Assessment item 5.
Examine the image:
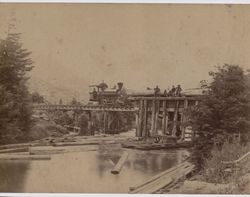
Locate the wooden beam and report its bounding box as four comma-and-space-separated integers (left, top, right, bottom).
143, 100, 148, 139
172, 100, 179, 137
181, 99, 189, 140
162, 100, 167, 134
154, 100, 160, 135
129, 96, 200, 101
137, 99, 144, 137
151, 100, 156, 135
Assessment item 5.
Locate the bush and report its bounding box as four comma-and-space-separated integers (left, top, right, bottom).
202, 141, 249, 184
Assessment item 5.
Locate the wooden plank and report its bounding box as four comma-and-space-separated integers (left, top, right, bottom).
0, 147, 28, 154
129, 161, 189, 191
29, 145, 98, 155
0, 143, 30, 150
111, 151, 129, 174
130, 162, 195, 193
53, 140, 116, 147
0, 154, 51, 160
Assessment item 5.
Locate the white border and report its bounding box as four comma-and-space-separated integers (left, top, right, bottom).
0, 1, 250, 197
0, 0, 250, 3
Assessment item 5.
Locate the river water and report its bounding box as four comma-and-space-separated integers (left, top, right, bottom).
0, 145, 188, 193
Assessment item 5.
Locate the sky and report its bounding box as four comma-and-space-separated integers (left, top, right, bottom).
0, 3, 250, 103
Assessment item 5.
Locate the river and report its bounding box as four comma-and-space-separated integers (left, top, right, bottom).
0, 145, 188, 193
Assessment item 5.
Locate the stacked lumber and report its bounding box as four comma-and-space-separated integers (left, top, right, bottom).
129, 161, 195, 194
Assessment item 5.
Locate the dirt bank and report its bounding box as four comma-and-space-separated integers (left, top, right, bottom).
28, 119, 69, 141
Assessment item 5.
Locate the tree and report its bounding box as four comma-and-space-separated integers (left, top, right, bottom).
31, 92, 44, 103
0, 33, 33, 144
188, 64, 250, 169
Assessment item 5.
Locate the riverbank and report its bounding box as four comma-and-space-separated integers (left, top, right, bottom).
160, 146, 250, 194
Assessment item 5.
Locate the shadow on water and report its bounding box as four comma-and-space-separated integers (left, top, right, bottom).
0, 161, 30, 192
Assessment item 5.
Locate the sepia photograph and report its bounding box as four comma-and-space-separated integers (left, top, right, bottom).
0, 2, 250, 194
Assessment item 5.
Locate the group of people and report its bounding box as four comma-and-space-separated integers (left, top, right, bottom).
154, 85, 182, 97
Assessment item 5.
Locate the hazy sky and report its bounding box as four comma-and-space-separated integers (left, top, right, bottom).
0, 4, 250, 102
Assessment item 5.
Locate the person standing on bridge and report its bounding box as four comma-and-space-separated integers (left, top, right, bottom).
170, 85, 176, 96
176, 85, 182, 97
154, 85, 160, 97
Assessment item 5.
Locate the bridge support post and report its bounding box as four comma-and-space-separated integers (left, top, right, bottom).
155, 100, 160, 135
136, 100, 144, 137
181, 99, 188, 140
103, 111, 108, 133
172, 100, 179, 137
142, 100, 148, 139
87, 111, 94, 135
162, 100, 167, 134
150, 100, 156, 136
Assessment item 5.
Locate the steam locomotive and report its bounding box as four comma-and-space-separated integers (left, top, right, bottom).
88, 82, 132, 107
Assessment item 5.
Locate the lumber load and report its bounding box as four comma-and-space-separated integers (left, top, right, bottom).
129, 161, 195, 194
0, 147, 29, 154
111, 151, 129, 174
0, 154, 51, 160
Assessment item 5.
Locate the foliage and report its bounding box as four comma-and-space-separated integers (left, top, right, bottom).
188, 64, 250, 169
50, 111, 74, 126
31, 91, 44, 103
0, 33, 33, 144
202, 141, 249, 184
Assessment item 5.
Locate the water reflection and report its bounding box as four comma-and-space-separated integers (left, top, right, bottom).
0, 147, 188, 193
0, 161, 30, 192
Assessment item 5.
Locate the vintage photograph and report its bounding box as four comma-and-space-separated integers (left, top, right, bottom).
0, 3, 250, 194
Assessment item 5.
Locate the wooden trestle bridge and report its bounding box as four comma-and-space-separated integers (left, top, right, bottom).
33, 96, 200, 140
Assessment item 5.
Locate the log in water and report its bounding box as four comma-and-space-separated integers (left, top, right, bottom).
111, 151, 129, 174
